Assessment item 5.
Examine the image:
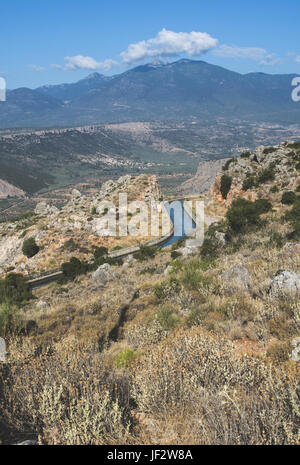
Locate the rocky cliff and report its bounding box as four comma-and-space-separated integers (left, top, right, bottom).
178, 158, 230, 196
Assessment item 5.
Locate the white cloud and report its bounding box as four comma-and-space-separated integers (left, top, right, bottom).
214, 45, 267, 61
260, 53, 283, 66
64, 55, 118, 71
120, 28, 218, 64
295, 56, 300, 63
52, 56, 119, 71
29, 64, 45, 72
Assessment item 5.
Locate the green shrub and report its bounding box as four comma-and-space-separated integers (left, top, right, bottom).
136, 245, 158, 262
220, 174, 232, 199
263, 147, 277, 155
200, 238, 218, 260
270, 185, 279, 193
222, 158, 235, 171
171, 250, 181, 260
93, 246, 108, 260
180, 267, 212, 291
284, 198, 300, 236
115, 348, 140, 368
61, 257, 88, 281
22, 237, 39, 258
63, 238, 79, 251
0, 302, 21, 337
254, 199, 272, 215
281, 191, 297, 205
242, 176, 256, 191
257, 168, 275, 184
226, 198, 271, 235
0, 273, 32, 305
156, 307, 179, 330
240, 151, 251, 158
153, 277, 180, 300
267, 232, 284, 249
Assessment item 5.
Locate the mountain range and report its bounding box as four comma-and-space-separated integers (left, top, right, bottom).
1, 59, 300, 128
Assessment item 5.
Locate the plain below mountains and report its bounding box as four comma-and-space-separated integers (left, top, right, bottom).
1, 59, 300, 128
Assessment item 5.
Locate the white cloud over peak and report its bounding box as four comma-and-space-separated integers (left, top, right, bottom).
64, 55, 118, 71
214, 45, 267, 61
120, 29, 218, 64
295, 56, 300, 63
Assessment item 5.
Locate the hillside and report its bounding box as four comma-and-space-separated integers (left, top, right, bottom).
1, 59, 300, 128
0, 179, 24, 198
0, 142, 299, 445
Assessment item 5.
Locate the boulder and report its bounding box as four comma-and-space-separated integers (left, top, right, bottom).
269, 271, 300, 298
181, 246, 199, 257
222, 263, 251, 288
215, 231, 226, 247
92, 263, 115, 285
291, 337, 300, 362
71, 189, 81, 198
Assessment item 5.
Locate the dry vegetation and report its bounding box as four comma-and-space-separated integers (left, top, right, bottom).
0, 143, 300, 445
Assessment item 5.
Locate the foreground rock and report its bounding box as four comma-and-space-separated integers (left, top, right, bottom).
269, 271, 300, 298
222, 263, 251, 288
92, 263, 116, 285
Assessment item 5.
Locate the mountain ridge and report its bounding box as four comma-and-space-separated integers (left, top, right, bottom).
0, 59, 300, 128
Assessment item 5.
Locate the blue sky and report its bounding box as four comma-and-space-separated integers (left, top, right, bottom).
1, 0, 300, 89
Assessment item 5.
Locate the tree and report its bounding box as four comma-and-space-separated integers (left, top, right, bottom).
220, 174, 232, 199
22, 237, 39, 258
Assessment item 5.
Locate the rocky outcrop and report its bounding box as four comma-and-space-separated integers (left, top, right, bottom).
269, 271, 300, 298
210, 142, 300, 206
178, 158, 230, 195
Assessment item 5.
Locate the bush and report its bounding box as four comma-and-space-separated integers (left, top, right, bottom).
115, 348, 140, 368
93, 246, 108, 260
254, 199, 272, 215
0, 302, 21, 337
281, 191, 297, 205
22, 238, 39, 258
270, 185, 279, 193
257, 168, 275, 184
222, 158, 235, 171
136, 245, 158, 262
242, 176, 256, 191
156, 307, 179, 330
0, 273, 32, 305
240, 151, 251, 158
220, 174, 232, 199
153, 277, 180, 300
200, 238, 218, 260
171, 250, 181, 260
226, 198, 271, 235
61, 257, 88, 281
296, 183, 300, 193
263, 147, 277, 154
63, 238, 79, 251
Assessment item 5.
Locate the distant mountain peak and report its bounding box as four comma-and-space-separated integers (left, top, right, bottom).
80, 72, 104, 81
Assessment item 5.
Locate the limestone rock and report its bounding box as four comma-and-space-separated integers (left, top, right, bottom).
291, 337, 300, 362
222, 263, 251, 288
269, 271, 300, 298
92, 263, 115, 285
